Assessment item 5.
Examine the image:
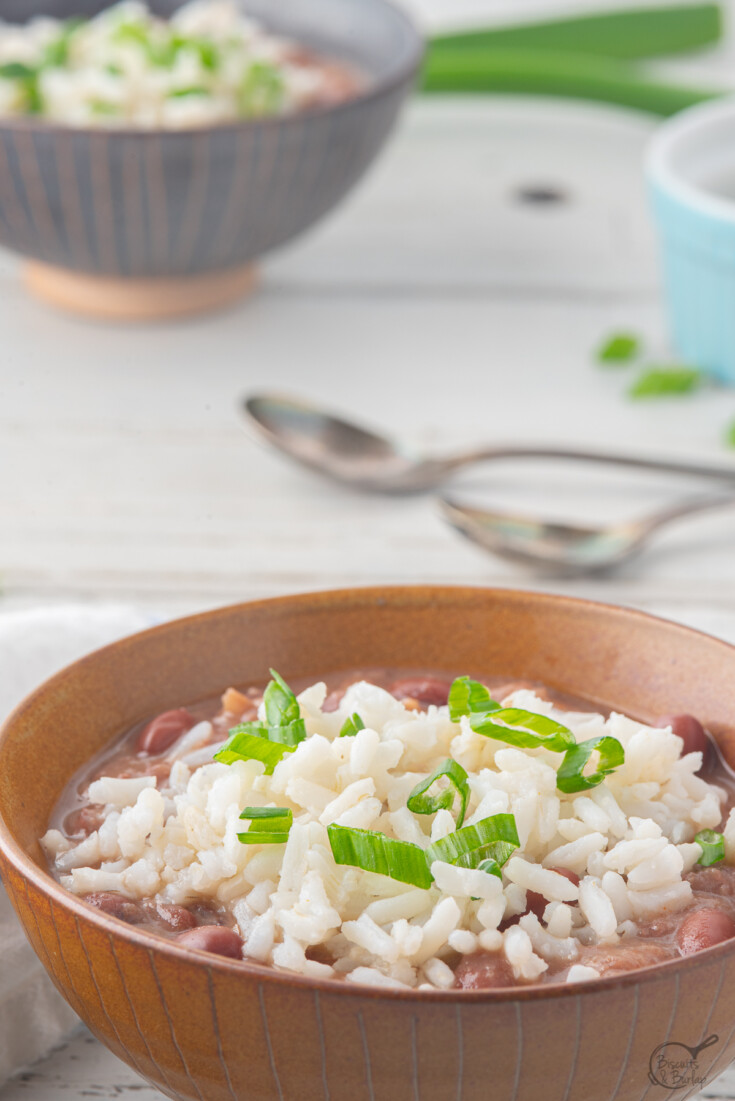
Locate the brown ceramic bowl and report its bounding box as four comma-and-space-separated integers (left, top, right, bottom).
1, 586, 735, 1101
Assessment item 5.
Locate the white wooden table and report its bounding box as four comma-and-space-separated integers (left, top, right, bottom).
5, 4, 735, 1095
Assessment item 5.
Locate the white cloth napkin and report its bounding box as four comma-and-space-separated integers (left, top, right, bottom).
0, 604, 158, 1085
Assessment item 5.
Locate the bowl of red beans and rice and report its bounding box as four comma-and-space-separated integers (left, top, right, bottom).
2, 585, 735, 1101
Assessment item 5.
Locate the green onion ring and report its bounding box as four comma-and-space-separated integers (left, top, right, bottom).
407, 758, 470, 828
555, 735, 624, 793
695, 829, 726, 867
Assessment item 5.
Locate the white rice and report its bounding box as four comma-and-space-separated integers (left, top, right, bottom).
42, 681, 732, 990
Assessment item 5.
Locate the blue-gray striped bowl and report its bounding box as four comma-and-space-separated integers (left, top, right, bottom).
0, 0, 422, 316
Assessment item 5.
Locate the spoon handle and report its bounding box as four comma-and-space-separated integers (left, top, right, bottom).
639, 492, 735, 535
446, 445, 735, 484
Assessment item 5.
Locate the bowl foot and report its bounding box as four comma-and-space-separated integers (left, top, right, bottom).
24, 262, 257, 321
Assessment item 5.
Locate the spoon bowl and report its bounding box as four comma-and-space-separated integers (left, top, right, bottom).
439, 493, 735, 575
243, 392, 735, 493
244, 394, 445, 492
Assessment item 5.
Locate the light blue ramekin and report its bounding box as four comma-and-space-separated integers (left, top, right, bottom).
647, 97, 735, 385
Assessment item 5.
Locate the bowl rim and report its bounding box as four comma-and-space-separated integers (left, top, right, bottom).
0, 0, 424, 138
645, 93, 735, 225
2, 582, 735, 1004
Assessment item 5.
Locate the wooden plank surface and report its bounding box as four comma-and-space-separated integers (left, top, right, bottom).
2, 96, 735, 619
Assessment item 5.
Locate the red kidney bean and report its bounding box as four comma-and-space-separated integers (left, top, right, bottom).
175, 926, 243, 959
526, 868, 580, 920
524, 893, 547, 921
455, 953, 515, 990
138, 709, 195, 755
677, 908, 735, 955
84, 892, 145, 924
656, 714, 710, 766
322, 689, 345, 713
148, 902, 197, 932
389, 677, 453, 708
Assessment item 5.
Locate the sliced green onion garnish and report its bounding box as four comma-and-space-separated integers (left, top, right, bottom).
0, 62, 36, 81
41, 18, 82, 68
215, 670, 306, 768
725, 419, 735, 450
555, 735, 624, 793
695, 829, 726, 866
327, 824, 433, 889
214, 728, 295, 774
476, 856, 505, 879
448, 676, 499, 721
237, 60, 284, 118
407, 758, 470, 828
0, 60, 42, 111
339, 713, 365, 738
628, 366, 702, 398
471, 708, 576, 753
597, 332, 639, 364
263, 669, 306, 745
191, 38, 219, 71
90, 100, 118, 115
426, 813, 520, 870
168, 86, 208, 98
238, 806, 293, 845
113, 22, 151, 50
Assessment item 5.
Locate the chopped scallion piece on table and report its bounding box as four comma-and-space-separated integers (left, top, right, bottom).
598, 332, 640, 364
628, 366, 703, 398
724, 420, 735, 449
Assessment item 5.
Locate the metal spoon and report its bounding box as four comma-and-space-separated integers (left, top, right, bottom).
244, 393, 735, 494
438, 493, 735, 575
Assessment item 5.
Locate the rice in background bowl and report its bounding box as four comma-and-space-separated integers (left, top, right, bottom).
3, 587, 735, 1101
0, 0, 363, 127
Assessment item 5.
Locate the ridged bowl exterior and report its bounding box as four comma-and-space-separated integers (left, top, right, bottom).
3, 586, 735, 1101
0, 0, 422, 276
